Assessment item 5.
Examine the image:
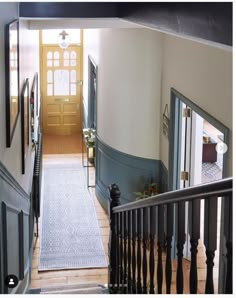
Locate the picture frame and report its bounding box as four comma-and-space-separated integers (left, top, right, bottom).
5, 19, 19, 147
30, 73, 38, 142
21, 79, 29, 175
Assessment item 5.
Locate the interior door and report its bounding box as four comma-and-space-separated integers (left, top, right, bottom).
42, 46, 82, 135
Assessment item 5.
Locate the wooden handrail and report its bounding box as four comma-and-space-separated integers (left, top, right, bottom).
113, 177, 232, 213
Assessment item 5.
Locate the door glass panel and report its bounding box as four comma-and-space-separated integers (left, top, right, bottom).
54, 70, 69, 96
70, 70, 76, 82
47, 60, 52, 67
47, 51, 52, 59
47, 70, 53, 83
71, 83, 76, 95
71, 60, 76, 66
54, 51, 60, 59
71, 51, 76, 59
47, 84, 53, 96
64, 51, 69, 59
54, 60, 59, 67
64, 60, 69, 67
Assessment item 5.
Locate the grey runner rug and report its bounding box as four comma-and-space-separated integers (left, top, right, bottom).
39, 157, 107, 271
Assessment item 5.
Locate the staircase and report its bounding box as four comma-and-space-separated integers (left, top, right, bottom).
107, 178, 232, 294
27, 283, 108, 294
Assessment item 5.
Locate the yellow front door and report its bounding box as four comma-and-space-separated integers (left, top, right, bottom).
41, 46, 82, 135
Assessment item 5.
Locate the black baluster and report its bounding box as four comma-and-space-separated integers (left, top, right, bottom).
132, 209, 137, 293
204, 196, 218, 294
176, 201, 186, 294
157, 205, 164, 294
108, 184, 121, 293
142, 208, 148, 294
224, 194, 232, 294
119, 212, 124, 292
188, 199, 200, 294
165, 204, 173, 294
137, 209, 142, 293
123, 211, 128, 293
116, 213, 120, 293
127, 211, 132, 293
149, 206, 155, 294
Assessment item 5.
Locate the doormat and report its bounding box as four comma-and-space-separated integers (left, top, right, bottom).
38, 157, 107, 271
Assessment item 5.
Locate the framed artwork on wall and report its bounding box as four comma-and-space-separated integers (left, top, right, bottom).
5, 19, 19, 147
30, 73, 38, 142
21, 79, 29, 175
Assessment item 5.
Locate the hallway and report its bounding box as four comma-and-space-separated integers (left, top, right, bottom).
30, 153, 109, 289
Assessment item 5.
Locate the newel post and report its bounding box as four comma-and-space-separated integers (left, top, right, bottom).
108, 184, 121, 293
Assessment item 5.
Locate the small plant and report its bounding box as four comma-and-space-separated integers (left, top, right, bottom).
83, 128, 96, 146
134, 182, 159, 200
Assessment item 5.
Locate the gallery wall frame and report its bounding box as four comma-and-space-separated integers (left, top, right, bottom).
5, 19, 20, 148
21, 79, 29, 175
30, 73, 38, 142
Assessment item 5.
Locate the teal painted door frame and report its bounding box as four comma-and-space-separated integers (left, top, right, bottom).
168, 88, 230, 293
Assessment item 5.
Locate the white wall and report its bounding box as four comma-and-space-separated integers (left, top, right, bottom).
83, 27, 232, 174
160, 34, 232, 175
0, 3, 39, 193
83, 28, 163, 160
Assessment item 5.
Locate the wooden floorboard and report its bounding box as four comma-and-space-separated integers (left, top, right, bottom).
42, 133, 82, 154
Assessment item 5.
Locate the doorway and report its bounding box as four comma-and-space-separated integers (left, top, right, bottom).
40, 29, 83, 154
168, 88, 230, 291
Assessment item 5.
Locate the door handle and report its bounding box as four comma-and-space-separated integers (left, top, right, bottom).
55, 98, 69, 102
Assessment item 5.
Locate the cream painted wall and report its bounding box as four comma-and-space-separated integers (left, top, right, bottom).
0, 3, 39, 193
160, 35, 232, 175
96, 28, 163, 159
83, 28, 232, 173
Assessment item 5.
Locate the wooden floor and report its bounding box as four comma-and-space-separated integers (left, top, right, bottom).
42, 133, 82, 154
30, 154, 109, 289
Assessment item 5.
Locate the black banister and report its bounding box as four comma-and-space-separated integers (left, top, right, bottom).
113, 178, 232, 213
108, 178, 233, 294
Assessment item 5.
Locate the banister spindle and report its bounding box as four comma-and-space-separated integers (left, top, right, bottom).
142, 207, 148, 294
136, 209, 142, 293
116, 213, 120, 292
176, 201, 186, 294
188, 199, 200, 294
132, 209, 137, 293
108, 184, 121, 293
119, 212, 124, 292
204, 196, 218, 294
157, 205, 164, 294
165, 203, 173, 294
149, 206, 156, 294
127, 211, 132, 293
123, 211, 128, 293
224, 194, 232, 294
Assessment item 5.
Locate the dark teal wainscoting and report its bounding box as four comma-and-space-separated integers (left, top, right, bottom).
95, 137, 168, 211
0, 162, 33, 294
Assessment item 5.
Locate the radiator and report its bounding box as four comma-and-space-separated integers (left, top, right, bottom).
33, 132, 42, 219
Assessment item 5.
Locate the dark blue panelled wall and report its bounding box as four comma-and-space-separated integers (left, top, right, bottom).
95, 137, 168, 211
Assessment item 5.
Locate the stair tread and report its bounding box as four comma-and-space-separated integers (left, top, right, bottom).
41, 286, 107, 294
40, 282, 100, 292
